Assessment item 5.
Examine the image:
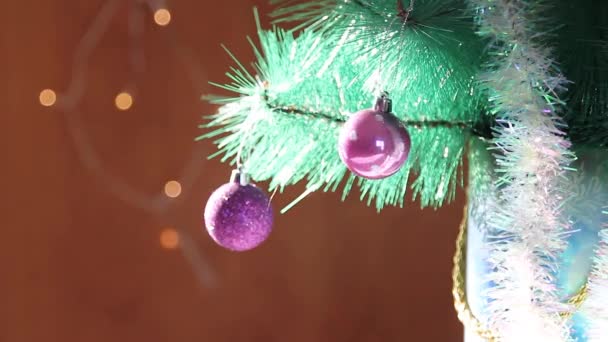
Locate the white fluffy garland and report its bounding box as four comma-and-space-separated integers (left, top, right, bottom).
581, 228, 608, 341
468, 0, 575, 340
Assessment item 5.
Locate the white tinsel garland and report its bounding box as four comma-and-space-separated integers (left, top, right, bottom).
581, 228, 608, 341
469, 0, 575, 340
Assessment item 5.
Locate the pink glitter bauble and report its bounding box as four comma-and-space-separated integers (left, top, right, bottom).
338, 109, 411, 179
204, 181, 273, 252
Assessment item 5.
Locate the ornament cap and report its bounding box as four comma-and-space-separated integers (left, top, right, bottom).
374, 91, 392, 113
230, 168, 250, 186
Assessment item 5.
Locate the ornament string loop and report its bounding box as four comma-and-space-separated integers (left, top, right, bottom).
372, 0, 414, 95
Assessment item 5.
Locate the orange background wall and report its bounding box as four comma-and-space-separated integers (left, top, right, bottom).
2, 1, 465, 341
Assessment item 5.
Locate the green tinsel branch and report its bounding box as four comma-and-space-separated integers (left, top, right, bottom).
200, 3, 486, 210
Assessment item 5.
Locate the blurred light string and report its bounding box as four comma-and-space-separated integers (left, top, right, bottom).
54, 0, 216, 288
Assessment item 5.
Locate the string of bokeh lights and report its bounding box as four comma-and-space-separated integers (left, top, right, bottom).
39, 0, 216, 287
39, 5, 171, 109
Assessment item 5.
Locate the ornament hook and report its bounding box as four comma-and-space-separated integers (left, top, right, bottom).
374, 91, 392, 113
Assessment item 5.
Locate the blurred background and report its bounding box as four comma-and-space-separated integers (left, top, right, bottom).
2, 0, 466, 341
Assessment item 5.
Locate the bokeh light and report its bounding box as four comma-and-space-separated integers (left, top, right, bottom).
164, 180, 182, 198
160, 227, 179, 249
39, 89, 57, 107
154, 9, 171, 26
114, 92, 133, 110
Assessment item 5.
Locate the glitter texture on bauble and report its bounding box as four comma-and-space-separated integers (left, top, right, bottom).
204, 171, 273, 252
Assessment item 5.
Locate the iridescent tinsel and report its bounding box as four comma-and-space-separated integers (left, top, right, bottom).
580, 228, 608, 341
468, 0, 575, 340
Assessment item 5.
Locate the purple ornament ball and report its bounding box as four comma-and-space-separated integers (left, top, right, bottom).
338, 109, 411, 179
204, 181, 273, 252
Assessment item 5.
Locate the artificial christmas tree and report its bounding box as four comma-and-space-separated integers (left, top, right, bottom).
200, 1, 608, 340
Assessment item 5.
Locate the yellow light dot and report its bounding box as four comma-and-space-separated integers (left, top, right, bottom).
164, 180, 182, 198
154, 8, 171, 26
115, 92, 133, 111
160, 228, 180, 249
39, 89, 57, 107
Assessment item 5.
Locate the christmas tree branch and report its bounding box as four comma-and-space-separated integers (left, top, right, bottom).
264, 98, 492, 136
201, 5, 484, 210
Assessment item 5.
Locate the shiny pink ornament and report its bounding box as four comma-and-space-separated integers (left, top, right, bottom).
338, 95, 411, 179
